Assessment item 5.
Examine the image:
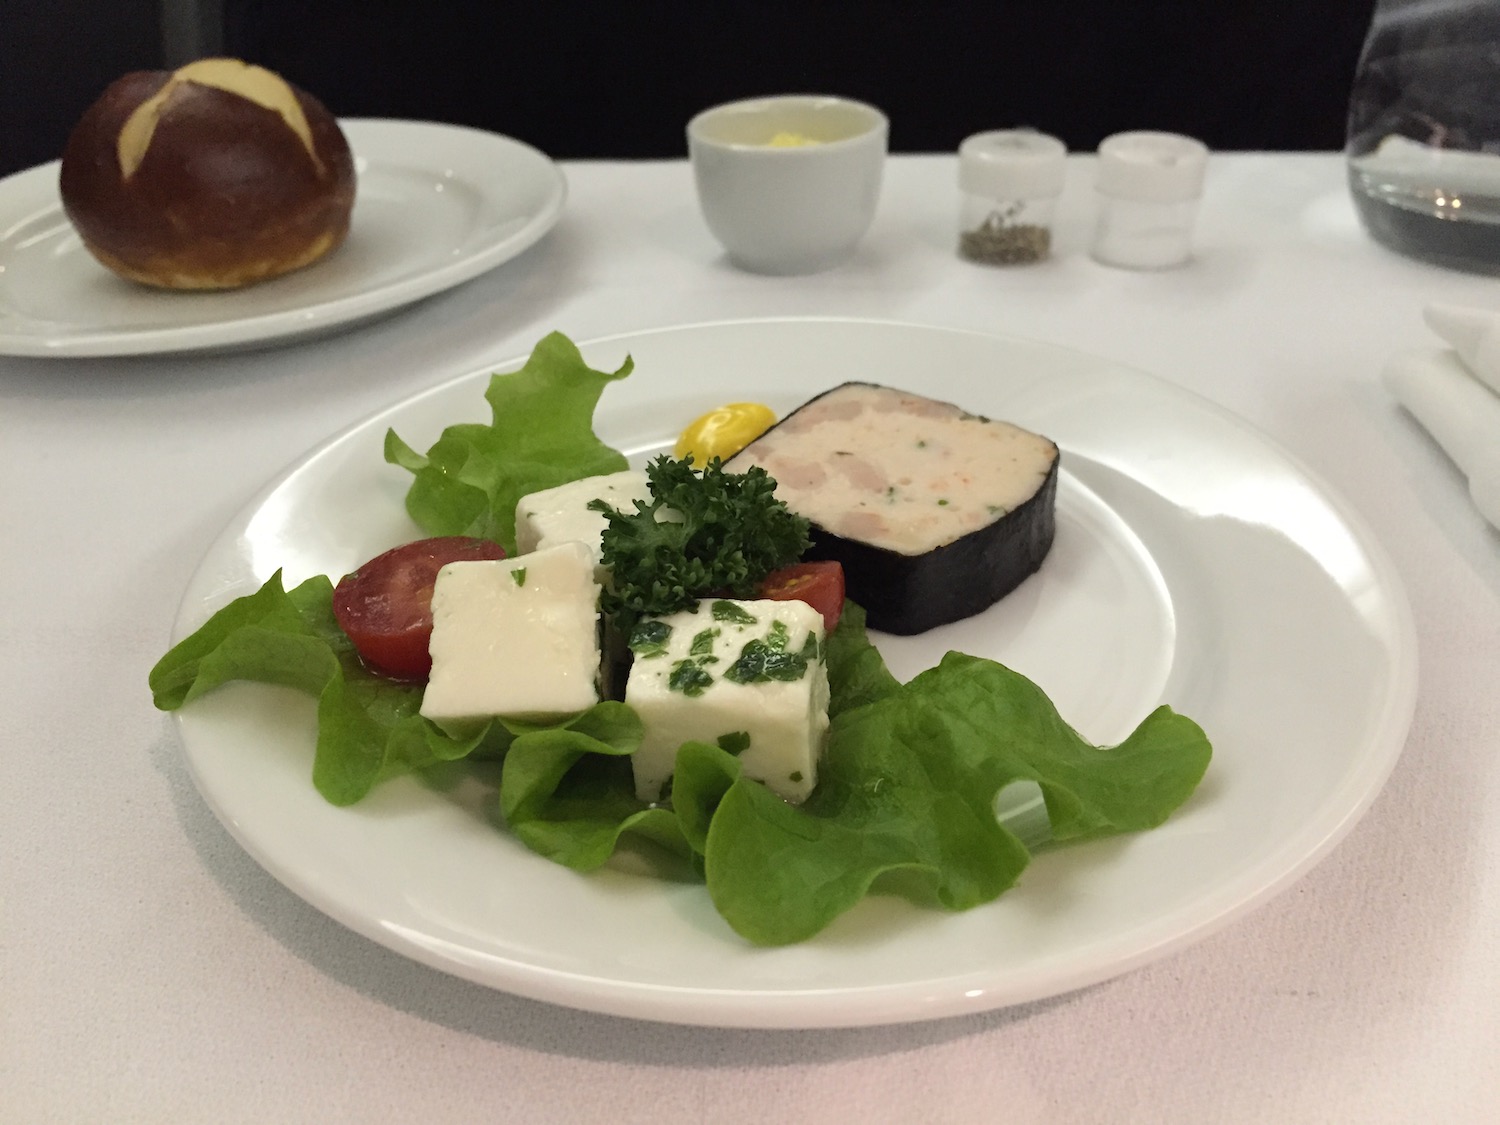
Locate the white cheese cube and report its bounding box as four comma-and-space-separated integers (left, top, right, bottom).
626, 598, 829, 805
514, 470, 652, 579
420, 541, 601, 726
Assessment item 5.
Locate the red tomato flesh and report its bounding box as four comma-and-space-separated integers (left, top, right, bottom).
757, 561, 845, 634
332, 536, 506, 681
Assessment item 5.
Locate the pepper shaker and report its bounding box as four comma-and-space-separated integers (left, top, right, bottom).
1090, 131, 1209, 269
957, 129, 1067, 265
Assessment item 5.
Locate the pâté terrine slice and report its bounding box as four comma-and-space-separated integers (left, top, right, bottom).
724, 382, 1059, 634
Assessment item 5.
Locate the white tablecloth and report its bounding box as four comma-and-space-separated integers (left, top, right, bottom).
5, 152, 1499, 1123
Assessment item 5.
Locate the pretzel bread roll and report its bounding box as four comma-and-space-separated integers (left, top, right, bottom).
59, 59, 356, 289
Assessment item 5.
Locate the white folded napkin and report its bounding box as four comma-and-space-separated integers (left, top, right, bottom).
1423, 303, 1500, 394
1383, 309, 1500, 530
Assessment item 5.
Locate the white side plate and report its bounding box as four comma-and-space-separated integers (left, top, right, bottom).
0, 119, 565, 357
169, 319, 1418, 1028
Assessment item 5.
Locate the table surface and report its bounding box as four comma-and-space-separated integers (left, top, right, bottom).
5, 150, 1498, 1123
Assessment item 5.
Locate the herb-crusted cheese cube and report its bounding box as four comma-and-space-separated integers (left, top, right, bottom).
419, 541, 601, 726
626, 598, 830, 805
513, 470, 652, 580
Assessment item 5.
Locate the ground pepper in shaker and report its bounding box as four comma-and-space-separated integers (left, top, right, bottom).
957, 129, 1067, 265
1091, 131, 1209, 269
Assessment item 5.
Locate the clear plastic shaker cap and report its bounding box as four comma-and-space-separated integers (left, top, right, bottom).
958, 129, 1067, 199
1095, 131, 1209, 203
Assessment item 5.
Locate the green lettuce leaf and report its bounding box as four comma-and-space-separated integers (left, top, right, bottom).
384, 331, 633, 553
889, 656, 1212, 845
667, 603, 1029, 945
689, 737, 1033, 945
822, 600, 901, 717
152, 576, 1211, 946
148, 571, 346, 709
675, 609, 1210, 945
492, 602, 1211, 946
149, 572, 502, 805
498, 702, 690, 868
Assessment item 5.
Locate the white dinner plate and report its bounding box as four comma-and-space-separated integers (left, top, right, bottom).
0, 119, 565, 357
169, 318, 1418, 1028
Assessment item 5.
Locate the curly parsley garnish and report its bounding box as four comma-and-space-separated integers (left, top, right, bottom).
590, 456, 810, 634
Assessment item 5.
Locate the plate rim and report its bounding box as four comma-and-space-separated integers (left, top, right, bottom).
0, 118, 567, 358
169, 316, 1420, 1028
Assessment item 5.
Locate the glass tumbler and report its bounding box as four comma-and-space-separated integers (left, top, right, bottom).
1347, 0, 1500, 272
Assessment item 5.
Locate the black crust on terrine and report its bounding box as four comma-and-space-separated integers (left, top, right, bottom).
807, 459, 1057, 634
726, 381, 1060, 636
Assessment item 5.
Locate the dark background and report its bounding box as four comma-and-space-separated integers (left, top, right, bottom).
4, 1, 1377, 179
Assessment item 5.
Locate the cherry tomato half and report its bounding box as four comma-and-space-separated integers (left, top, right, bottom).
757, 561, 845, 635
332, 536, 506, 681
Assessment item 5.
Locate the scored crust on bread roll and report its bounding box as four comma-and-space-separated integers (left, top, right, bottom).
59, 58, 356, 290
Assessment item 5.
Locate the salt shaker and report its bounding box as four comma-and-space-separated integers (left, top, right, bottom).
1090, 131, 1209, 269
957, 129, 1067, 265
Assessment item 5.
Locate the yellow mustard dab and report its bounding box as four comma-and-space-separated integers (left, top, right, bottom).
675, 402, 777, 465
